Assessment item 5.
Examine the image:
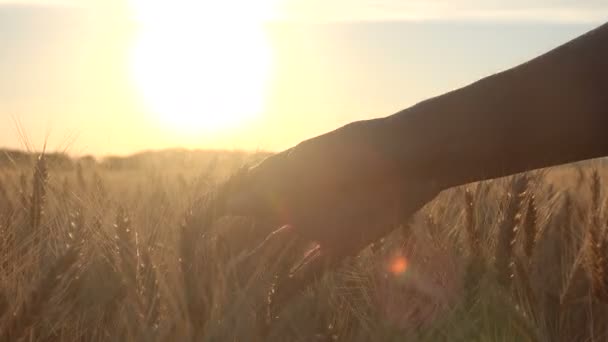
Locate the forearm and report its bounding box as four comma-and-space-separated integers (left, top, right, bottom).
381, 22, 608, 189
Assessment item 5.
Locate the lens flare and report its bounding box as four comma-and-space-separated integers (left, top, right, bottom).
389, 256, 408, 275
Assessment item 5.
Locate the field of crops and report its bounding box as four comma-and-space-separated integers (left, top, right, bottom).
0, 150, 607, 341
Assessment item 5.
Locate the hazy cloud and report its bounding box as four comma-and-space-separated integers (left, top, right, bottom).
280, 0, 608, 23
2, 0, 606, 23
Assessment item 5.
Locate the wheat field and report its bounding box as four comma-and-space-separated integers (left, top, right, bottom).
0, 149, 607, 341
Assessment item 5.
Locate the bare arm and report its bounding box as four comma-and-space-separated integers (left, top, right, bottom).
292, 22, 608, 192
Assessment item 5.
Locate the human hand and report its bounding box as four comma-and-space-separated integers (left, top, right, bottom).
223, 119, 441, 258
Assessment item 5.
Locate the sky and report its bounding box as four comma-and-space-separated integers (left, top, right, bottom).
0, 0, 605, 156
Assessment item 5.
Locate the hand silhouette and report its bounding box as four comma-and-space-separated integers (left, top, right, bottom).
224, 119, 442, 259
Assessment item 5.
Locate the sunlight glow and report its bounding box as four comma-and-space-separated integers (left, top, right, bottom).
128, 0, 277, 135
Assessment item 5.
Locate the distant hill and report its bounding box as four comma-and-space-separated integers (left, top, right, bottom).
0, 149, 75, 170
100, 149, 265, 172
0, 148, 270, 171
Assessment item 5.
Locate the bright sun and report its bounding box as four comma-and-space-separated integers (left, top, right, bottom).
129, 0, 276, 135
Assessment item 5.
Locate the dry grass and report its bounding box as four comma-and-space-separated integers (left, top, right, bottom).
0, 151, 607, 341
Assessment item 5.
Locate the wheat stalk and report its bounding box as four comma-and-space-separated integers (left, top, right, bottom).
179, 200, 213, 339
464, 187, 480, 255
114, 206, 137, 286
29, 154, 47, 235
522, 193, 538, 260
495, 176, 528, 288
